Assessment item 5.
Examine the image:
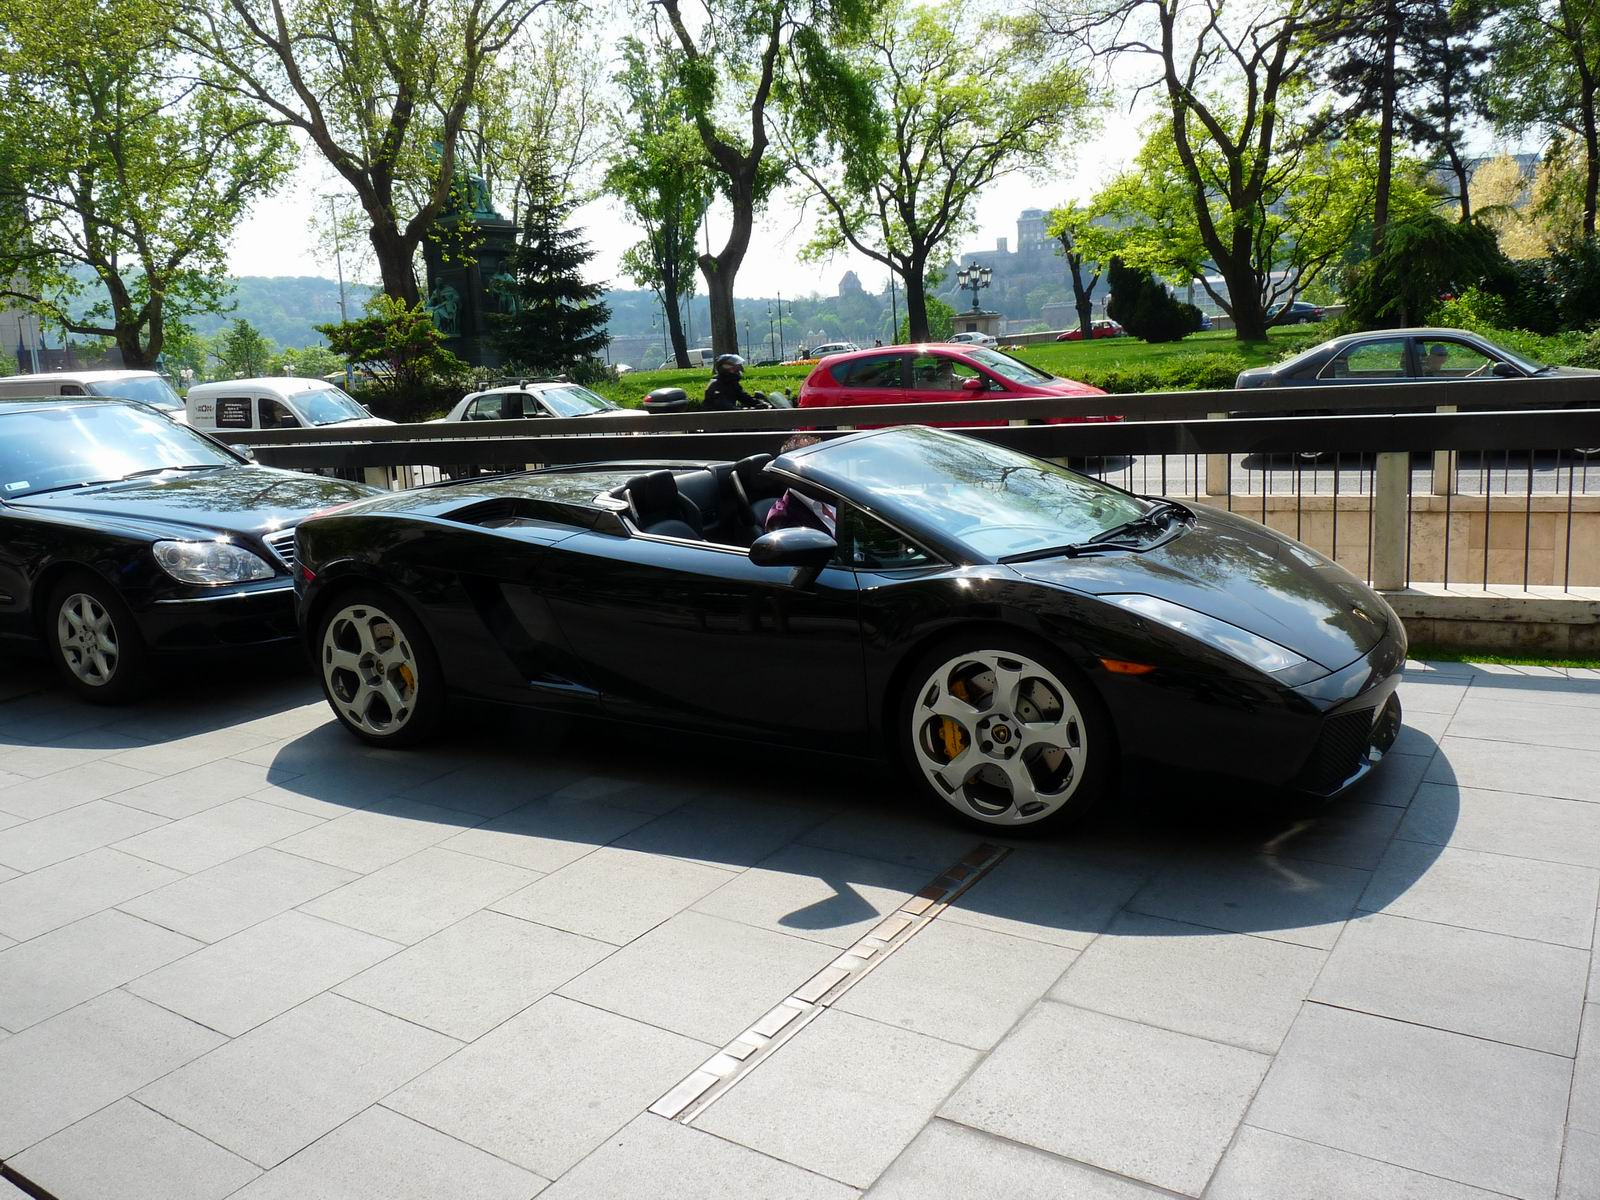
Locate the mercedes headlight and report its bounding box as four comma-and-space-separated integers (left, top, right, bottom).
1105, 594, 1306, 674
152, 539, 275, 586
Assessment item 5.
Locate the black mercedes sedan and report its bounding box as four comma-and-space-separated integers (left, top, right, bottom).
295, 426, 1405, 832
0, 396, 377, 702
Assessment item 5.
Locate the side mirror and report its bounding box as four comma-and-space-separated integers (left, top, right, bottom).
749, 526, 837, 588
229, 444, 257, 461
960, 376, 985, 392
1492, 361, 1520, 378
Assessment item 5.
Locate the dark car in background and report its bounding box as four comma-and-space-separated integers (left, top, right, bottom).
1272, 301, 1325, 325
1236, 327, 1595, 392
0, 396, 376, 702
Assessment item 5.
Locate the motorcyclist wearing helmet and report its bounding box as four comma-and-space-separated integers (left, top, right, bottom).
704, 353, 763, 411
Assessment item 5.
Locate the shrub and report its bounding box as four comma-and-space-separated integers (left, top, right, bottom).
318, 296, 469, 423
1105, 258, 1202, 343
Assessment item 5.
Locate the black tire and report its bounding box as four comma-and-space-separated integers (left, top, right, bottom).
45, 569, 151, 704
897, 632, 1115, 834
314, 587, 446, 747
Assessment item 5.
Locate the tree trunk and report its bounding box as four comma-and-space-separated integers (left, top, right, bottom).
1448, 144, 1471, 221
665, 294, 690, 368
903, 267, 930, 342
369, 217, 420, 307
1069, 255, 1095, 338
700, 259, 738, 357
700, 170, 756, 356
1223, 263, 1269, 340
115, 325, 152, 369
1373, 0, 1398, 245
1585, 86, 1599, 237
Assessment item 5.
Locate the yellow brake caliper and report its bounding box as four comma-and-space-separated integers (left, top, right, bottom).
939, 679, 970, 759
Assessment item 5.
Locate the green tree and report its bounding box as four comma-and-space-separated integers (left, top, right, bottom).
604, 39, 714, 370
785, 0, 1091, 342
492, 166, 611, 376
318, 296, 467, 420
1343, 213, 1508, 326
1105, 258, 1201, 342
0, 0, 291, 368
896, 296, 954, 342
270, 345, 344, 379
215, 319, 273, 378
175, 0, 552, 305
1046, 203, 1112, 339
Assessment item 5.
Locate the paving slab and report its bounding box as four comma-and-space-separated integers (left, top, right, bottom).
1048, 911, 1326, 1055
798, 806, 988, 873
116, 847, 357, 943
939, 846, 1148, 950
1346, 749, 1431, 807
0, 909, 201, 1031
385, 994, 708, 1179
696, 1008, 979, 1188
397, 756, 591, 817
1427, 736, 1600, 804
1399, 782, 1600, 868
0, 798, 169, 871
107, 727, 277, 776
558, 910, 835, 1045
227, 1105, 547, 1200
541, 1114, 856, 1200
0, 847, 183, 941
1391, 706, 1450, 757
1361, 842, 1599, 948
1247, 798, 1406, 872
1247, 1003, 1570, 1198
610, 792, 830, 871
271, 797, 483, 874
110, 759, 301, 819
335, 909, 611, 1041
0, 759, 161, 819
941, 1001, 1270, 1196
1574, 1004, 1600, 1134
866, 1119, 1174, 1199
7, 1099, 260, 1200
490, 845, 735, 945
0, 731, 149, 779
1394, 678, 1470, 715
1311, 912, 1589, 1055
299, 846, 537, 944
437, 795, 657, 874
126, 910, 401, 1037
1562, 1129, 1600, 1200
112, 796, 323, 874
136, 992, 459, 1169
1209, 1127, 1508, 1199
0, 989, 224, 1157
1449, 695, 1600, 752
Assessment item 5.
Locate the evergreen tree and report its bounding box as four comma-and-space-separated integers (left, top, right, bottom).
1104, 259, 1200, 343
493, 168, 611, 376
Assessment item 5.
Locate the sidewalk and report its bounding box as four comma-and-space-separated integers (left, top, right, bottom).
0, 656, 1594, 1199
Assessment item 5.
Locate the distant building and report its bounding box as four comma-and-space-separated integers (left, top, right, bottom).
838, 270, 865, 296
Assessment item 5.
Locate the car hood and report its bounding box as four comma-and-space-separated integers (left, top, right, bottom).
1543, 365, 1600, 379
12, 468, 378, 538
1009, 506, 1393, 670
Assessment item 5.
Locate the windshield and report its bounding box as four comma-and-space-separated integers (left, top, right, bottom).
0, 404, 237, 497
288, 385, 371, 426
965, 348, 1053, 386
1476, 335, 1544, 375
539, 385, 617, 417
786, 426, 1148, 559
86, 376, 183, 412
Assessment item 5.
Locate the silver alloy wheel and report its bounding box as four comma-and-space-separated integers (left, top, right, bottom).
911, 649, 1087, 825
55, 592, 120, 687
320, 602, 421, 736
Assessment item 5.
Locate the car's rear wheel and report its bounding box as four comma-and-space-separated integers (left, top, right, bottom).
46, 570, 150, 704
316, 589, 444, 747
900, 635, 1113, 832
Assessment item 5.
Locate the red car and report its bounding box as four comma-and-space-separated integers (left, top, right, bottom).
1055, 319, 1125, 342
796, 343, 1117, 427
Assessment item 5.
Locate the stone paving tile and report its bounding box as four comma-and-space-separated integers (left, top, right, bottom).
1208, 1127, 1507, 1199
940, 846, 1149, 950
0, 800, 21, 831
227, 1105, 547, 1200
300, 847, 538, 945
8, 1099, 261, 1200
108, 727, 278, 776
385, 994, 708, 1179
543, 772, 701, 816
1399, 782, 1600, 869
438, 795, 658, 874
126, 911, 401, 1037
0, 990, 224, 1157
1361, 842, 1600, 948
1048, 911, 1327, 1055
1563, 1129, 1600, 1200
1449, 696, 1600, 752
610, 793, 830, 871
1391, 707, 1450, 758
1574, 1004, 1600, 1134
1427, 736, 1600, 804
0, 847, 183, 941
1347, 750, 1431, 808
1463, 675, 1600, 707
117, 847, 357, 944
110, 759, 302, 820
0, 759, 160, 819
0, 731, 149, 779
397, 756, 592, 817
866, 1119, 1171, 1199
1126, 851, 1370, 950
1255, 799, 1405, 872
272, 797, 483, 874
489, 846, 735, 946
836, 920, 1078, 1050
942, 1001, 1270, 1196
1311, 912, 1589, 1055
1247, 1004, 1570, 1198
112, 797, 323, 874
559, 910, 835, 1046
0, 909, 202, 1031
0, 799, 168, 872
335, 910, 610, 1041
136, 992, 459, 1169
1393, 679, 1470, 715
698, 1008, 980, 1189
798, 806, 988, 873
543, 1114, 856, 1200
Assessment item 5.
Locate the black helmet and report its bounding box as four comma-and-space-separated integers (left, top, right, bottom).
714, 353, 745, 375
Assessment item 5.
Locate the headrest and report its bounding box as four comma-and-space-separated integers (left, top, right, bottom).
625, 470, 679, 512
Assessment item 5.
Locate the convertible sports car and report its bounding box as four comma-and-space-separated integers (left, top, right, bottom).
0, 395, 376, 702
295, 426, 1405, 830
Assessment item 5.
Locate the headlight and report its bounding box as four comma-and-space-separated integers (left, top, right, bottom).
1105, 594, 1306, 674
152, 539, 276, 586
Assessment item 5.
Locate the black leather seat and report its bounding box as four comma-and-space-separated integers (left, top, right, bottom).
623, 470, 703, 539
732, 454, 783, 528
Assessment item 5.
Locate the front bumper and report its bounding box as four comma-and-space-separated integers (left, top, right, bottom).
1285, 621, 1407, 796
135, 580, 299, 652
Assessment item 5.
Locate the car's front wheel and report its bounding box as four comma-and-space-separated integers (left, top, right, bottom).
316, 589, 444, 747
900, 636, 1113, 832
46, 570, 150, 704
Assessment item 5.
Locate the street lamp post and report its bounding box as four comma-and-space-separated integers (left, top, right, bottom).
322, 194, 353, 389
744, 319, 752, 361
766, 302, 776, 362
955, 263, 993, 313
775, 291, 786, 361
889, 275, 899, 343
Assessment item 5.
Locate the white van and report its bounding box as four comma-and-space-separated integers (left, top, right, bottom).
186, 377, 393, 432
0, 370, 188, 423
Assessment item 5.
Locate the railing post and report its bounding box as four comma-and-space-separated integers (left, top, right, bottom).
1371, 450, 1409, 589
361, 467, 388, 489
1432, 404, 1457, 495
1205, 412, 1229, 496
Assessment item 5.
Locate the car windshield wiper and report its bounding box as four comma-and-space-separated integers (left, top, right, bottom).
119, 464, 230, 479
999, 539, 1146, 563
1086, 500, 1190, 546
